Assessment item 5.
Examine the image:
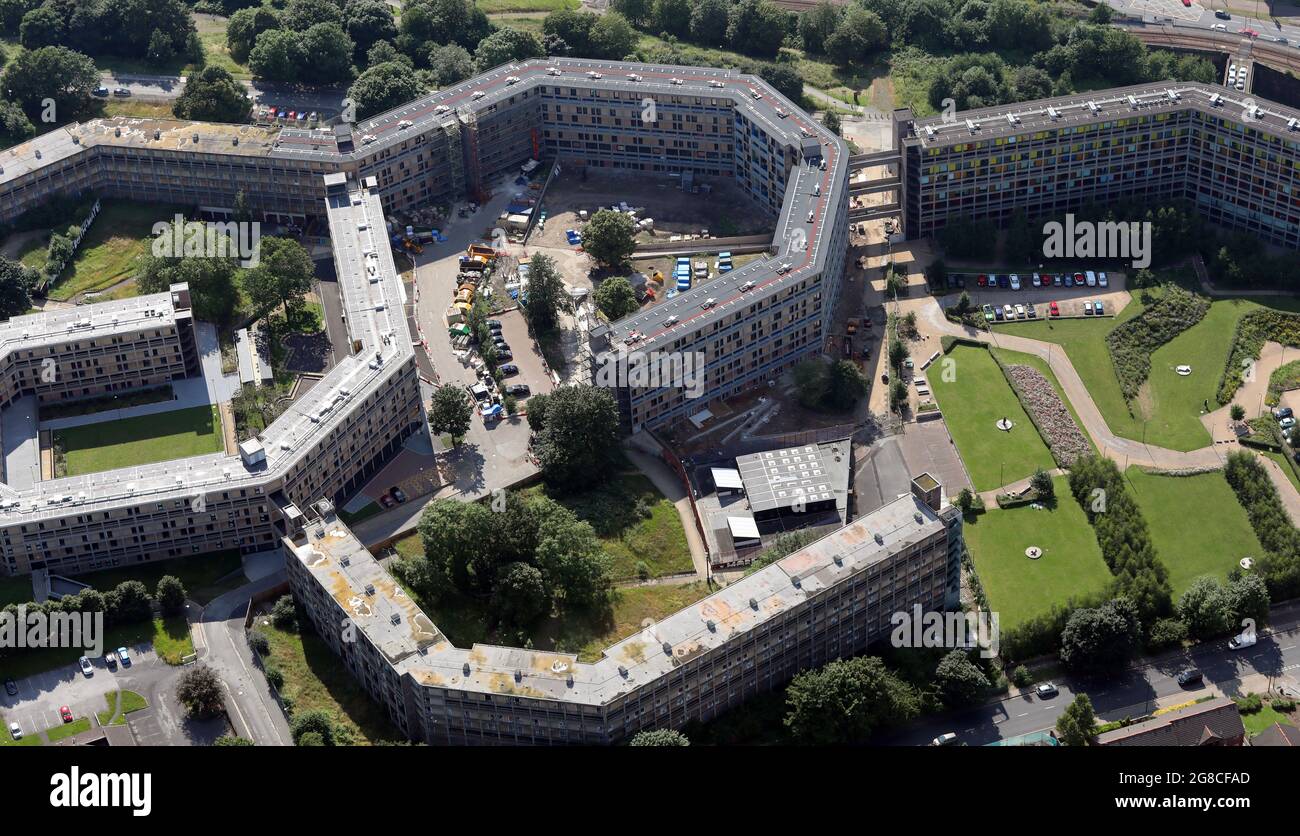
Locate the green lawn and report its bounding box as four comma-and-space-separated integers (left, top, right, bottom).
1124, 469, 1264, 596
928, 343, 1056, 491
997, 291, 1300, 451
55, 405, 224, 476
44, 717, 92, 742
1240, 701, 1299, 737
258, 623, 402, 746
522, 474, 695, 579
195, 14, 250, 79
47, 201, 185, 301
97, 690, 148, 727
478, 0, 577, 10
0, 716, 43, 746
962, 476, 1114, 632
71, 548, 244, 604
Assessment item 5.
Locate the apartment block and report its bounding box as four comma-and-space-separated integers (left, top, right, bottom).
285, 474, 963, 745
896, 81, 1300, 248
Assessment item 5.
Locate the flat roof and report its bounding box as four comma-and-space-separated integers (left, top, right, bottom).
288, 488, 946, 706
735, 441, 851, 514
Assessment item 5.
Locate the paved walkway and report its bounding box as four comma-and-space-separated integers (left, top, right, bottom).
976, 468, 1065, 507
1259, 456, 1300, 527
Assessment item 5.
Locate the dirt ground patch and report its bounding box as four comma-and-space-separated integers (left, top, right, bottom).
531, 169, 772, 250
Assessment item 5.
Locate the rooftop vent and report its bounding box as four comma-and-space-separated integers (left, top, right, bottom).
463, 663, 471, 676
924, 125, 935, 139
1126, 95, 1139, 109
390, 613, 400, 626
914, 512, 924, 524
514, 669, 522, 682
706, 619, 716, 632
662, 641, 672, 656
364, 583, 375, 596
1006, 112, 1019, 125
1087, 101, 1099, 115
192, 133, 199, 143
791, 575, 802, 589
964, 119, 977, 134
618, 665, 628, 678
153, 129, 160, 140
340, 555, 350, 566
114, 127, 121, 137
832, 554, 843, 567
1289, 118, 1299, 131
1047, 107, 1060, 120
749, 597, 759, 611
566, 674, 574, 688
873, 532, 884, 544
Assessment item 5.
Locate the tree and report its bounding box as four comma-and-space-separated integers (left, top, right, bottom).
822, 110, 841, 136
532, 384, 620, 492
725, 0, 787, 59
427, 44, 473, 87
427, 383, 472, 443
244, 236, 314, 319
757, 62, 802, 104
473, 27, 543, 72
303, 23, 356, 84
492, 561, 549, 627
290, 709, 345, 745
610, 0, 651, 25
1227, 572, 1270, 630
594, 275, 639, 320
348, 61, 423, 120
248, 29, 304, 82
1178, 576, 1235, 639
934, 650, 987, 707
629, 729, 690, 746
214, 735, 254, 746
824, 6, 886, 66
173, 66, 252, 123
155, 575, 186, 616
583, 209, 636, 268
176, 665, 226, 718
0, 257, 35, 319
784, 656, 919, 744
137, 246, 241, 325
343, 0, 397, 62
147, 28, 176, 64
0, 46, 99, 122
956, 487, 974, 515
1059, 597, 1143, 671
106, 580, 152, 625
227, 6, 281, 64
18, 6, 62, 49
1029, 468, 1054, 500
1088, 3, 1113, 24
589, 13, 638, 60
542, 10, 594, 55
798, 1, 841, 55
651, 0, 691, 39
689, 0, 730, 47
523, 252, 567, 333
1055, 693, 1096, 746
283, 0, 343, 31
0, 97, 34, 148
825, 359, 868, 410
1230, 403, 1246, 421
534, 510, 611, 608
271, 594, 298, 630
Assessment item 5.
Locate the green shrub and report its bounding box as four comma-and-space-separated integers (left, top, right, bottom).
1234, 692, 1263, 714
248, 630, 270, 656
1011, 665, 1033, 688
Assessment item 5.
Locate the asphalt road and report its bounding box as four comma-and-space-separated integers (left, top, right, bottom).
881, 600, 1300, 746
1106, 0, 1300, 44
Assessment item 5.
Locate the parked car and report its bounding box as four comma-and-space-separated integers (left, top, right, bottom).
1074, 272, 1085, 286
8, 721, 21, 740
78, 656, 93, 677
93, 86, 110, 97
3, 677, 16, 696
1228, 629, 1257, 650
389, 487, 407, 504
1272, 406, 1293, 421
1014, 303, 1025, 319
982, 304, 995, 322
496, 350, 513, 361
116, 647, 130, 667
1083, 301, 1094, 315
1036, 682, 1059, 699
506, 383, 530, 397
1053, 274, 1063, 287
60, 706, 73, 723
1282, 417, 1297, 430
930, 732, 958, 746
105, 651, 117, 670
1031, 273, 1041, 288
977, 274, 988, 287
993, 307, 1004, 321
499, 363, 519, 375
1098, 272, 1109, 287
1027, 304, 1037, 319
1094, 300, 1104, 315
997, 275, 1009, 289
1215, 9, 1230, 18
1176, 668, 1203, 687
113, 87, 131, 97
1085, 271, 1097, 287
1002, 304, 1014, 320
1049, 301, 1060, 317
380, 494, 395, 508
486, 319, 502, 329
1009, 274, 1021, 291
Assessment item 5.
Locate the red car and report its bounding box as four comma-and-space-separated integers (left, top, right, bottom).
1049, 301, 1060, 317
1180, 0, 1190, 6
59, 706, 72, 723
1241, 28, 1258, 38
1073, 272, 1085, 285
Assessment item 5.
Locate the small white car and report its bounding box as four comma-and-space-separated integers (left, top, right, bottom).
1009, 274, 1021, 291
931, 732, 958, 746
78, 656, 93, 677
1228, 630, 1257, 650
1036, 682, 1059, 699
1098, 272, 1108, 287
8, 721, 20, 740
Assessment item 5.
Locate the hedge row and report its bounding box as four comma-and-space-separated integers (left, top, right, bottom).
1105, 285, 1209, 402
1222, 452, 1300, 601
1218, 309, 1300, 405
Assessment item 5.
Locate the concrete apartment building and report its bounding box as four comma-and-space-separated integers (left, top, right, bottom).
285, 474, 963, 745
0, 176, 424, 577
1, 58, 851, 432
895, 81, 1300, 248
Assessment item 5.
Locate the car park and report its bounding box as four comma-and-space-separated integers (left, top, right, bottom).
1036, 682, 1059, 699
1176, 668, 1203, 687
117, 647, 131, 667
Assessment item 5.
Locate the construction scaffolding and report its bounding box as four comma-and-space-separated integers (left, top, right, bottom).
442, 118, 466, 199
